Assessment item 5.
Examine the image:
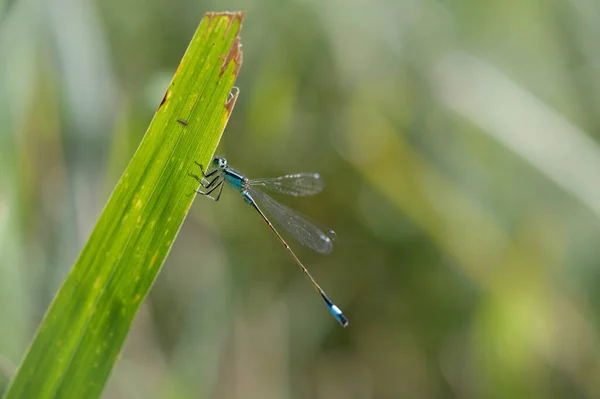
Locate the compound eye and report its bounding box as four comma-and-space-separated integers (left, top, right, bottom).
219, 158, 227, 168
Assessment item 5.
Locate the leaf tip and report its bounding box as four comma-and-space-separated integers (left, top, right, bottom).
219, 12, 244, 77
220, 40, 242, 78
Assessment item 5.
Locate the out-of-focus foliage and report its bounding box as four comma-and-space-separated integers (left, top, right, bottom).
2, 0, 600, 398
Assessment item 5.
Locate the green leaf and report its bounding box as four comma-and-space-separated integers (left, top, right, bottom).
2, 11, 244, 399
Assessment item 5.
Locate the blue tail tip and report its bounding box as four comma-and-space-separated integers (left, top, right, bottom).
320, 293, 349, 327
329, 303, 349, 327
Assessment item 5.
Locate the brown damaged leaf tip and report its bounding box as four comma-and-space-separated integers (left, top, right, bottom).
205, 11, 245, 28
220, 37, 242, 77
218, 11, 244, 77
223, 11, 245, 39
224, 86, 240, 115
205, 11, 242, 20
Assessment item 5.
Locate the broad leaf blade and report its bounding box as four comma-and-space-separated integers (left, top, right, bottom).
3, 11, 244, 399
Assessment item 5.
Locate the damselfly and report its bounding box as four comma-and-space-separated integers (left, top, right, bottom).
190, 157, 348, 327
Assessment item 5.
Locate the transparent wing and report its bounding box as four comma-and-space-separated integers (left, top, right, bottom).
247, 186, 335, 254
248, 173, 324, 197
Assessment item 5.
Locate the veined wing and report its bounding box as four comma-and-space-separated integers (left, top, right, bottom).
247, 186, 334, 254
248, 173, 324, 197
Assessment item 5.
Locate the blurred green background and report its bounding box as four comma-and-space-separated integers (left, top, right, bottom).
2, 0, 600, 398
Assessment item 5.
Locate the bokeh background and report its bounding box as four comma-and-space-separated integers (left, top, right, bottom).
2, 0, 600, 398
